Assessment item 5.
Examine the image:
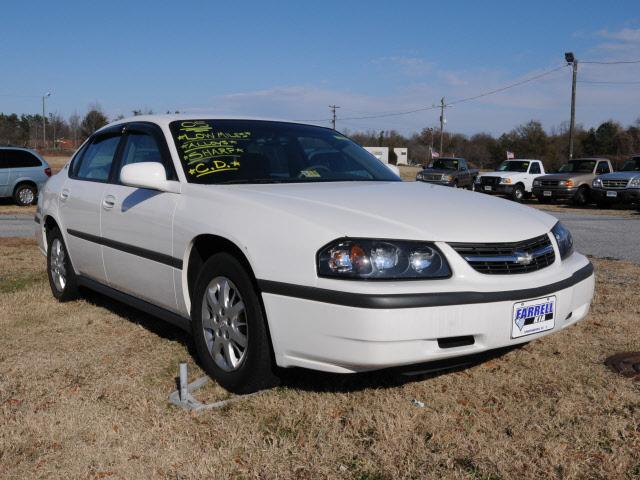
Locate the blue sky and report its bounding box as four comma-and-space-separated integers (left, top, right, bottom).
1, 0, 639, 135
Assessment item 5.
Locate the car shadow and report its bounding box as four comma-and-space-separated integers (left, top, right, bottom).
78, 287, 523, 394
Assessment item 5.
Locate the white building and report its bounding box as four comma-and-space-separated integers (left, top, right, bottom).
394, 147, 408, 165
364, 146, 389, 164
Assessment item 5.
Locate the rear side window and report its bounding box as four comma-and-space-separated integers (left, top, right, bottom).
529, 163, 541, 174
4, 150, 42, 168
74, 135, 120, 182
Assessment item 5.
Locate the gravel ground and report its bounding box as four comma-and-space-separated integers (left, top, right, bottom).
3, 209, 639, 262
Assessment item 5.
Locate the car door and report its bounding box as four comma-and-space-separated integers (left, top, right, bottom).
60, 129, 123, 283
0, 151, 9, 197
100, 123, 180, 312
526, 162, 541, 190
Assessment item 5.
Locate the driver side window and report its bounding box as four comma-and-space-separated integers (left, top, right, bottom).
73, 135, 121, 182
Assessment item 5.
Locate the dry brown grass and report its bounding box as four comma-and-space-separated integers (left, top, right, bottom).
1, 243, 640, 479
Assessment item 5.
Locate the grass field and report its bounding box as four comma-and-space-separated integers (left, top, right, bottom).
1, 238, 639, 479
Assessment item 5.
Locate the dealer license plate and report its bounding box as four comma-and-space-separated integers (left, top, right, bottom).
484, 186, 492, 191
606, 190, 618, 198
543, 190, 552, 197
512, 296, 556, 338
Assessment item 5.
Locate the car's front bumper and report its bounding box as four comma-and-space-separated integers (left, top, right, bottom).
418, 179, 455, 187
260, 255, 594, 373
591, 187, 640, 204
532, 186, 578, 201
478, 184, 514, 195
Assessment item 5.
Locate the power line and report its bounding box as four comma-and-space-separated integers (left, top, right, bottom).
296, 64, 568, 123
578, 79, 640, 85
581, 59, 640, 65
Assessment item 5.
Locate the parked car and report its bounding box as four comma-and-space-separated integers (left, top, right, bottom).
416, 157, 478, 189
36, 116, 595, 393
476, 159, 546, 202
591, 155, 640, 207
0, 146, 51, 205
532, 158, 613, 205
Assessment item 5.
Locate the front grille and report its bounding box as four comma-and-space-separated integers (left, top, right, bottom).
479, 176, 500, 186
602, 179, 628, 188
539, 180, 560, 187
424, 174, 444, 181
449, 234, 555, 275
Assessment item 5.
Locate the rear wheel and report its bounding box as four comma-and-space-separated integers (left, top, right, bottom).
47, 227, 79, 302
511, 184, 525, 202
192, 253, 279, 394
468, 178, 477, 191
14, 183, 37, 206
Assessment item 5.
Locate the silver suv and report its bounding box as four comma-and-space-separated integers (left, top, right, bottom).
0, 147, 51, 206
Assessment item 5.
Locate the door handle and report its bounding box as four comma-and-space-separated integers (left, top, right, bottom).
102, 195, 116, 210
60, 189, 70, 201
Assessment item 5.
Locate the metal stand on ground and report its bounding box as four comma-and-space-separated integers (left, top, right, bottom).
168, 362, 262, 411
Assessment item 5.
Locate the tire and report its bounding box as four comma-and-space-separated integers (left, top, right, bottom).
192, 253, 279, 394
13, 183, 37, 206
47, 227, 79, 302
511, 184, 525, 202
452, 180, 459, 188
572, 186, 589, 206
468, 178, 476, 191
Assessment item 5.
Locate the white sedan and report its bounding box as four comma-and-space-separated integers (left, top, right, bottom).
36, 116, 595, 393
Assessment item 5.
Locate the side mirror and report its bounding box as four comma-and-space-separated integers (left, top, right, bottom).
120, 162, 180, 193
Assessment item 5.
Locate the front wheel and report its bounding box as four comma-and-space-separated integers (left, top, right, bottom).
192, 253, 279, 394
511, 184, 525, 202
573, 187, 589, 206
47, 227, 79, 301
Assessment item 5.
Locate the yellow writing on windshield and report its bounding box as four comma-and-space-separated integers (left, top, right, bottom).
189, 159, 241, 177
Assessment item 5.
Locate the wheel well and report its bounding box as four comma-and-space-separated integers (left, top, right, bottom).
43, 216, 59, 243
13, 180, 37, 195
186, 234, 257, 304
515, 182, 525, 189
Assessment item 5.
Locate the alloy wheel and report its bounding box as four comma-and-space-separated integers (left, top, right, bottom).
201, 276, 248, 372
50, 238, 67, 292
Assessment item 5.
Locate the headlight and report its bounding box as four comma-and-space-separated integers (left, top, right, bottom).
416, 172, 424, 180
500, 177, 512, 184
592, 178, 603, 188
629, 177, 640, 188
443, 175, 453, 182
533, 180, 540, 186
475, 177, 481, 184
317, 239, 451, 279
551, 222, 574, 260
559, 180, 574, 187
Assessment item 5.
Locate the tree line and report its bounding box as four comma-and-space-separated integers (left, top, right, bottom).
348, 118, 640, 170
1, 106, 639, 170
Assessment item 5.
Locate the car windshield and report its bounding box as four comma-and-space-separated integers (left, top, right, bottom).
620, 159, 640, 171
558, 160, 596, 173
169, 120, 400, 184
497, 161, 530, 172
431, 158, 459, 170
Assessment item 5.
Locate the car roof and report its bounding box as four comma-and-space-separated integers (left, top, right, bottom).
572, 157, 609, 161
99, 114, 332, 133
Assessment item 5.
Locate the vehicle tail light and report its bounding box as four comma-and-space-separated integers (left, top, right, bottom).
44, 167, 52, 177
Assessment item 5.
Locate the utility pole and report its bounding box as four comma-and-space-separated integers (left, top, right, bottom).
565, 52, 578, 160
329, 105, 340, 130
439, 97, 446, 156
42, 92, 51, 149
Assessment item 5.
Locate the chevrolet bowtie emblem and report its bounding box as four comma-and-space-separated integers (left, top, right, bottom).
514, 251, 534, 265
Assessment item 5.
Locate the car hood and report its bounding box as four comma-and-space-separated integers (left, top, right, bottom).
203, 181, 557, 243
597, 171, 640, 180
480, 171, 526, 178
420, 169, 457, 175
536, 172, 594, 182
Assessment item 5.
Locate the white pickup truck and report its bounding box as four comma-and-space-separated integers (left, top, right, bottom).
476, 159, 546, 202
